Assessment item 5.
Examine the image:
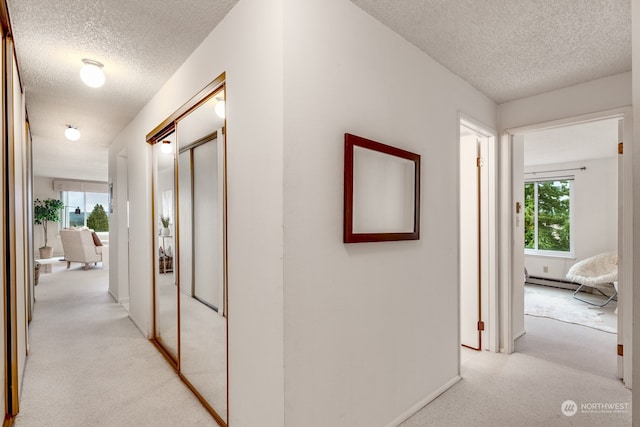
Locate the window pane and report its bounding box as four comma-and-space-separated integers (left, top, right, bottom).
536, 180, 570, 251
68, 192, 85, 227
86, 192, 109, 231
61, 191, 109, 230
524, 182, 535, 249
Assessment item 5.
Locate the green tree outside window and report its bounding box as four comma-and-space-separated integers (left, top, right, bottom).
524, 179, 571, 252
524, 182, 535, 249
87, 204, 109, 232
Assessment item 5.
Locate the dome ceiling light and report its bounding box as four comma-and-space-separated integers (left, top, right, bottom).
160, 140, 173, 154
80, 59, 105, 88
64, 125, 81, 141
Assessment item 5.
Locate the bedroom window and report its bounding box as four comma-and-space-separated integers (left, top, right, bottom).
524, 178, 573, 256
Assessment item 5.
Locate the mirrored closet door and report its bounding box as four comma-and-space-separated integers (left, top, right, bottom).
149, 74, 227, 426
152, 130, 178, 361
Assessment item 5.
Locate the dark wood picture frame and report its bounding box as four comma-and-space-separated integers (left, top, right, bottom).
344, 133, 421, 243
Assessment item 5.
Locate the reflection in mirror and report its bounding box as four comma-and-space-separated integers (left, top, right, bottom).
178, 91, 227, 423
153, 131, 178, 360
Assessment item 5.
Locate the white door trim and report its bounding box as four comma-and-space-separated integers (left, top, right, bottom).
459, 113, 499, 353
500, 106, 632, 387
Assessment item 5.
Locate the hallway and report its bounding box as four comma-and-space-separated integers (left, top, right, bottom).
13, 261, 634, 426
14, 263, 216, 427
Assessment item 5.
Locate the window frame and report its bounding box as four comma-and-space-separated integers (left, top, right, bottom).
59, 190, 109, 230
524, 177, 575, 258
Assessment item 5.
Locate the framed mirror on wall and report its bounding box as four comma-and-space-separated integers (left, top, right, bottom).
343, 133, 421, 243
148, 73, 228, 426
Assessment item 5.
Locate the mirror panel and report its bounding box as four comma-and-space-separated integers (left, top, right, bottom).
178, 94, 221, 149
193, 140, 224, 310
149, 78, 227, 425
178, 151, 193, 302
177, 91, 227, 422
152, 131, 178, 360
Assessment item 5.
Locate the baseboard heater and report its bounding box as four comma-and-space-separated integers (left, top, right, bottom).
525, 275, 589, 293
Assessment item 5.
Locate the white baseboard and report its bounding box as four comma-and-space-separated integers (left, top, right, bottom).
107, 289, 117, 303
384, 375, 462, 427
514, 329, 526, 340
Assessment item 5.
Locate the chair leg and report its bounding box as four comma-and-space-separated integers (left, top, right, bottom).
84, 263, 89, 271
573, 283, 617, 307
67, 261, 70, 269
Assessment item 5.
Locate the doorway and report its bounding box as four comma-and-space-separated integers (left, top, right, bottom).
459, 116, 497, 352
503, 109, 632, 387
117, 150, 131, 311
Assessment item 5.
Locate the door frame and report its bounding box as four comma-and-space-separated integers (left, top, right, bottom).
116, 149, 131, 309
500, 107, 633, 388
458, 114, 499, 353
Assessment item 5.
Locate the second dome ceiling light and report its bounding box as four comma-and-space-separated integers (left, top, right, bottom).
68, 58, 105, 140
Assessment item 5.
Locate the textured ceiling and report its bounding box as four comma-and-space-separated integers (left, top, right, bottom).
524, 118, 619, 167
7, 0, 237, 181
351, 0, 631, 103
7, 0, 631, 182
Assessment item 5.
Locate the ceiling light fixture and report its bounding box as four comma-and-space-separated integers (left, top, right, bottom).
160, 140, 172, 154
214, 97, 225, 119
80, 59, 105, 88
65, 125, 81, 141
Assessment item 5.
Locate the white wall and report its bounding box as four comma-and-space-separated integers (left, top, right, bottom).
33, 176, 64, 257
282, 0, 496, 425
112, 151, 129, 304
524, 157, 618, 280
108, 0, 285, 425
499, 72, 631, 131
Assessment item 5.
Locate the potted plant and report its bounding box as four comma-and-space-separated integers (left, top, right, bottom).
160, 215, 171, 236
34, 198, 64, 259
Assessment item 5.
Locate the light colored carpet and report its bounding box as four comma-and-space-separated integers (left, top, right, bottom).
14, 263, 217, 426
516, 315, 618, 380
402, 285, 627, 426
524, 284, 617, 333
401, 348, 631, 427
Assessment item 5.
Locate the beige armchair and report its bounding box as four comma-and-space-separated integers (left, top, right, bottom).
59, 229, 107, 270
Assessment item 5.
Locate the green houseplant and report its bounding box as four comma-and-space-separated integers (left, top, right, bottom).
160, 215, 171, 236
34, 198, 64, 259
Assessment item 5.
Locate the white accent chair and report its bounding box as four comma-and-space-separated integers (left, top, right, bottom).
566, 252, 618, 307
59, 229, 108, 270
